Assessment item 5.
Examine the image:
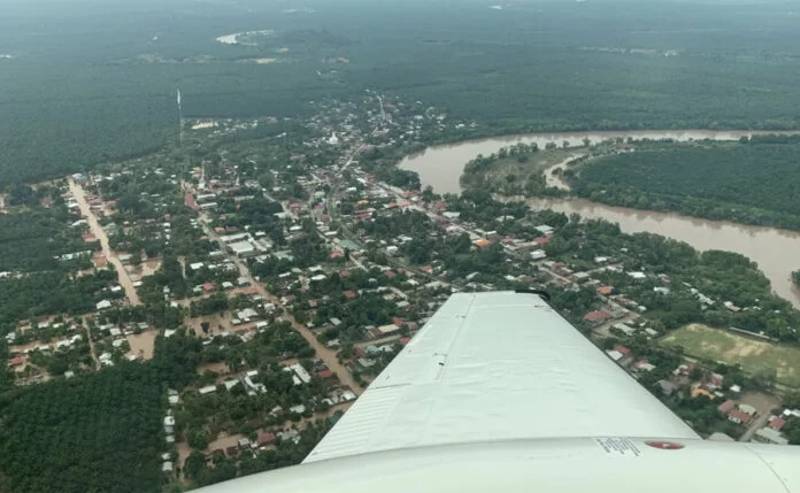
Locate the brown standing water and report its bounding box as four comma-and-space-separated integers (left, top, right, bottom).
127, 330, 157, 360
399, 130, 800, 309
68, 179, 142, 305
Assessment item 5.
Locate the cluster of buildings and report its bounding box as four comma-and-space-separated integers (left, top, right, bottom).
6, 93, 800, 493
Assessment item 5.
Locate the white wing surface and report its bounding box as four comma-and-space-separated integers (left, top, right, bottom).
304, 291, 697, 463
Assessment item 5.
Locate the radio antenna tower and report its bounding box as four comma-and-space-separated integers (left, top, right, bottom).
176, 88, 183, 146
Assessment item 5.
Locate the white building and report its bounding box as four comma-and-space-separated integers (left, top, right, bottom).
530, 249, 547, 261
754, 427, 788, 445
288, 363, 312, 384
198, 385, 217, 395
229, 240, 256, 257
377, 323, 400, 335
96, 299, 113, 311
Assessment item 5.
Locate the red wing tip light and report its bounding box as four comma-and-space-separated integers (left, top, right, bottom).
645, 440, 685, 450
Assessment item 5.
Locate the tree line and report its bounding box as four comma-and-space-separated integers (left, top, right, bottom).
572, 139, 800, 230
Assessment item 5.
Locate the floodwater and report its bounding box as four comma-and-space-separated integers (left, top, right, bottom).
127, 330, 156, 360
129, 258, 162, 282
524, 197, 800, 309
186, 312, 238, 338
399, 129, 795, 195
196, 361, 231, 376
544, 153, 586, 190
399, 130, 800, 308
68, 179, 142, 305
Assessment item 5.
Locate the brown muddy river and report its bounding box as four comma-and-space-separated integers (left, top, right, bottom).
399, 130, 800, 308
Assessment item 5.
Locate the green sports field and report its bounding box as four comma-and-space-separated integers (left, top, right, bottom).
660, 324, 800, 388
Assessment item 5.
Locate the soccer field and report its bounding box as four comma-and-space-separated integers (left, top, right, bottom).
660, 323, 800, 388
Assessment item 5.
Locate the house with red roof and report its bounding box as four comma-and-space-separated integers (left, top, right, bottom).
728, 409, 754, 425
596, 285, 615, 297
473, 238, 493, 249
583, 310, 612, 324
257, 431, 276, 446
8, 355, 26, 368
613, 345, 631, 357
717, 400, 736, 414
768, 416, 786, 431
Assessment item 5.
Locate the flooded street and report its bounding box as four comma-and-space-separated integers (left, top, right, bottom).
400, 130, 800, 308
198, 211, 365, 394
68, 179, 142, 305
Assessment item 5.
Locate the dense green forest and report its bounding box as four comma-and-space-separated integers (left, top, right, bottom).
0, 200, 92, 273
0, 194, 124, 330
3, 0, 800, 184
0, 363, 164, 493
571, 137, 800, 229
0, 269, 122, 329
0, 332, 202, 493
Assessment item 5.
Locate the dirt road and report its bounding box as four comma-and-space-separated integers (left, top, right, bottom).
84, 322, 101, 370
68, 179, 141, 305
739, 391, 782, 442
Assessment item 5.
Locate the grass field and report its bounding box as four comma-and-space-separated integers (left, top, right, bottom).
660, 324, 800, 388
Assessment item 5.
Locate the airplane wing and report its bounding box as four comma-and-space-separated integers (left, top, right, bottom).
195, 291, 800, 493
304, 290, 697, 463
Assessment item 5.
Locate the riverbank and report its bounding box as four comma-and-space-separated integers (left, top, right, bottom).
399, 129, 800, 309
568, 137, 800, 231
399, 129, 798, 194
518, 196, 800, 310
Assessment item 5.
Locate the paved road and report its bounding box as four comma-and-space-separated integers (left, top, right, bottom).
198, 213, 364, 395
68, 179, 142, 305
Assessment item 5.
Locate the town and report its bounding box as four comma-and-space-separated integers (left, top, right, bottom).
2, 93, 800, 490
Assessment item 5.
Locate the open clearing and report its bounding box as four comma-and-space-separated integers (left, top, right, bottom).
127, 329, 157, 360
660, 323, 800, 388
